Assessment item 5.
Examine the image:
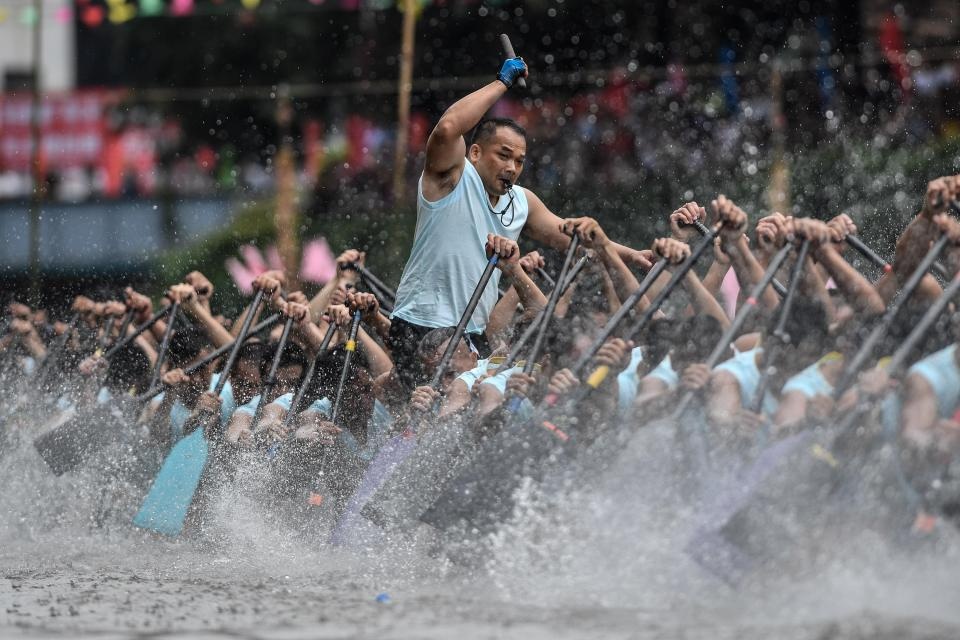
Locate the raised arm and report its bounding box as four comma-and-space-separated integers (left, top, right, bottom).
423, 58, 527, 200
714, 195, 780, 311
521, 189, 646, 270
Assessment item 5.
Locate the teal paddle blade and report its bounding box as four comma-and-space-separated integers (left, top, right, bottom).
133, 429, 208, 537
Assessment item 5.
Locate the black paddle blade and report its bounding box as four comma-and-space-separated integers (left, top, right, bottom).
420, 413, 572, 533
33, 408, 115, 476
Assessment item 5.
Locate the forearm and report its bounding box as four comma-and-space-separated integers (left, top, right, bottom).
440, 82, 508, 135
358, 328, 393, 378
683, 271, 730, 328
502, 265, 547, 317
597, 244, 639, 308
702, 260, 729, 299
725, 235, 779, 309
188, 304, 234, 349
307, 278, 340, 324
893, 215, 938, 285
816, 246, 885, 315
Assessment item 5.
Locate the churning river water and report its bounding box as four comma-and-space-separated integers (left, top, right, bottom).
3, 409, 960, 640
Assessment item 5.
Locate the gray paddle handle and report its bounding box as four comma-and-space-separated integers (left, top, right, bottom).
148, 302, 179, 391
429, 253, 500, 389
330, 311, 363, 425
282, 321, 338, 430
834, 234, 951, 398
250, 315, 296, 431
671, 242, 794, 421
499, 34, 527, 89
524, 234, 581, 375
213, 290, 265, 397
103, 306, 169, 359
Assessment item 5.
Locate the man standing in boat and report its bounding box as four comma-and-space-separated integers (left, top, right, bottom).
388, 54, 645, 383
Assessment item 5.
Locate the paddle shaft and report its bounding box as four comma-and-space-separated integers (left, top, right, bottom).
845, 235, 891, 272
330, 311, 363, 425
536, 267, 556, 288
103, 306, 169, 359
429, 253, 500, 390
750, 240, 811, 413
250, 316, 296, 431
213, 290, 265, 397
281, 321, 338, 430
149, 302, 179, 391
523, 235, 581, 375
499, 254, 589, 372
691, 219, 787, 298
134, 313, 281, 402
671, 242, 794, 420
840, 270, 960, 436
834, 234, 951, 399
499, 34, 526, 88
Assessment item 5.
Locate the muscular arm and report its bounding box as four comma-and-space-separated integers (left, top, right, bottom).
815, 244, 885, 316
423, 82, 508, 200
723, 234, 780, 311
522, 189, 638, 265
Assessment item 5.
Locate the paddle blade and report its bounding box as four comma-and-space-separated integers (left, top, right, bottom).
33, 410, 109, 476
133, 429, 209, 537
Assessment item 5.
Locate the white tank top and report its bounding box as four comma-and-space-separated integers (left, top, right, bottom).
391, 161, 529, 333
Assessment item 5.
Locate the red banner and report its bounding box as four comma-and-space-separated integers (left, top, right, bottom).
0, 91, 110, 173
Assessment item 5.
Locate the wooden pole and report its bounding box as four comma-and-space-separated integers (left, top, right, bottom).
274, 85, 300, 290
767, 59, 790, 215
392, 0, 417, 203
27, 0, 43, 303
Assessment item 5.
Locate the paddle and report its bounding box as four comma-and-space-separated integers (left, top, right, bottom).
148, 303, 180, 392
32, 306, 180, 475
347, 263, 397, 304
750, 239, 812, 439
249, 315, 296, 433
691, 219, 787, 298
132, 313, 281, 403
361, 236, 582, 531
421, 233, 722, 534
833, 234, 951, 398
264, 321, 338, 461
333, 253, 501, 539
684, 235, 954, 585
133, 290, 266, 537
307, 309, 362, 509
500, 34, 527, 89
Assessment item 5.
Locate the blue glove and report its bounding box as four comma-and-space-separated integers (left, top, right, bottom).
497, 57, 527, 88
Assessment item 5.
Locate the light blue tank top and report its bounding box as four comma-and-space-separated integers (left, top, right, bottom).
907, 344, 960, 418
162, 372, 236, 443
616, 346, 645, 417
392, 161, 529, 333
714, 347, 778, 416
644, 354, 680, 390
781, 354, 838, 399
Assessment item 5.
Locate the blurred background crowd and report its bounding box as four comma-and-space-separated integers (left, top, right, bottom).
2, 0, 960, 306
